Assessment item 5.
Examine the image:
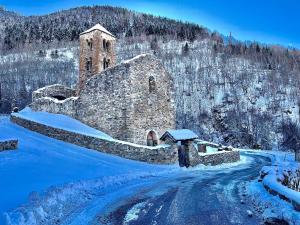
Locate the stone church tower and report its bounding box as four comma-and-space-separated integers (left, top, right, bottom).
78, 24, 116, 92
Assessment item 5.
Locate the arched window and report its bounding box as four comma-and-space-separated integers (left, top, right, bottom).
106, 41, 110, 52
149, 76, 156, 93
103, 39, 106, 50
103, 58, 111, 70
86, 58, 92, 72
89, 38, 93, 50
86, 39, 93, 50
147, 131, 158, 146
85, 58, 89, 71
89, 57, 92, 71
103, 57, 106, 70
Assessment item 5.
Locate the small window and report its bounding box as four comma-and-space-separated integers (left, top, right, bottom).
89, 38, 93, 50
86, 58, 92, 72
86, 39, 93, 50
85, 58, 89, 71
106, 41, 110, 52
103, 58, 111, 70
103, 39, 106, 50
149, 76, 156, 93
103, 57, 106, 70
102, 39, 111, 52
89, 57, 92, 71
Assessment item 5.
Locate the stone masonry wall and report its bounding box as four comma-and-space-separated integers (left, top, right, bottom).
11, 114, 178, 164
129, 55, 176, 145
76, 61, 131, 141
32, 84, 76, 101
0, 139, 18, 151
78, 30, 116, 92
30, 84, 77, 117
191, 150, 240, 166
30, 96, 78, 118
76, 54, 176, 145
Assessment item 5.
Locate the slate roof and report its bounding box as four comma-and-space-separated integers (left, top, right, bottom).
160, 129, 199, 142
80, 24, 115, 38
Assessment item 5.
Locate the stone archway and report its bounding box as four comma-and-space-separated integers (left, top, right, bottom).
147, 131, 158, 146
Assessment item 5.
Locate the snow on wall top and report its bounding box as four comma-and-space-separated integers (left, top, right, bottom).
122, 53, 149, 64
12, 107, 113, 140
80, 23, 115, 37
161, 129, 199, 142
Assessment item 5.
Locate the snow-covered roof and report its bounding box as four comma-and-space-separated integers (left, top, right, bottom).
160, 129, 198, 142
80, 24, 115, 38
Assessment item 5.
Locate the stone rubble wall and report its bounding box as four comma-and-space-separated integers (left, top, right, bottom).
29, 54, 175, 146
30, 84, 78, 117
0, 139, 18, 151
177, 140, 240, 167
32, 84, 76, 101
30, 97, 78, 118
10, 114, 177, 164
78, 30, 116, 93
190, 150, 240, 166
77, 54, 176, 145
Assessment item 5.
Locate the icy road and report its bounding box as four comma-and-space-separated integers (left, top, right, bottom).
66, 153, 271, 225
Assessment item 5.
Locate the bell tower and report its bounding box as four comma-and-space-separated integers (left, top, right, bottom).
78, 24, 116, 93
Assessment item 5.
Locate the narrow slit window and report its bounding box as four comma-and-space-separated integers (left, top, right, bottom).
149, 76, 156, 93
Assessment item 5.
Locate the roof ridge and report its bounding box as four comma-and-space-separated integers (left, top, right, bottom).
80, 23, 115, 38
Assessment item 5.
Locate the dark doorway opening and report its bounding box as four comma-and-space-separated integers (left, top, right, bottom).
147, 131, 158, 146
178, 141, 190, 167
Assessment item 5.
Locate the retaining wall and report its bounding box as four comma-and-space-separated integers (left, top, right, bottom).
10, 115, 177, 164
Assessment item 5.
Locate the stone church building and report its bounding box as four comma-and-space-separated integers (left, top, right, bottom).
30, 24, 175, 146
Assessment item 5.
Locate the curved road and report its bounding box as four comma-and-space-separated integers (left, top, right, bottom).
98, 153, 270, 225
66, 153, 271, 225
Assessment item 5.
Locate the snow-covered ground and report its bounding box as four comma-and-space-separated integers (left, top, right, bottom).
0, 112, 250, 225
0, 116, 178, 225
12, 107, 112, 140
1, 113, 299, 225
241, 150, 300, 224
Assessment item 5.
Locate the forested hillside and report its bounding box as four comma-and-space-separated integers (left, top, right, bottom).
0, 6, 206, 53
1, 5, 300, 151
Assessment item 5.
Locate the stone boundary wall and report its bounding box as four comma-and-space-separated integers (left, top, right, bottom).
30, 97, 78, 118
0, 139, 18, 151
32, 84, 76, 101
10, 115, 177, 164
191, 150, 240, 166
